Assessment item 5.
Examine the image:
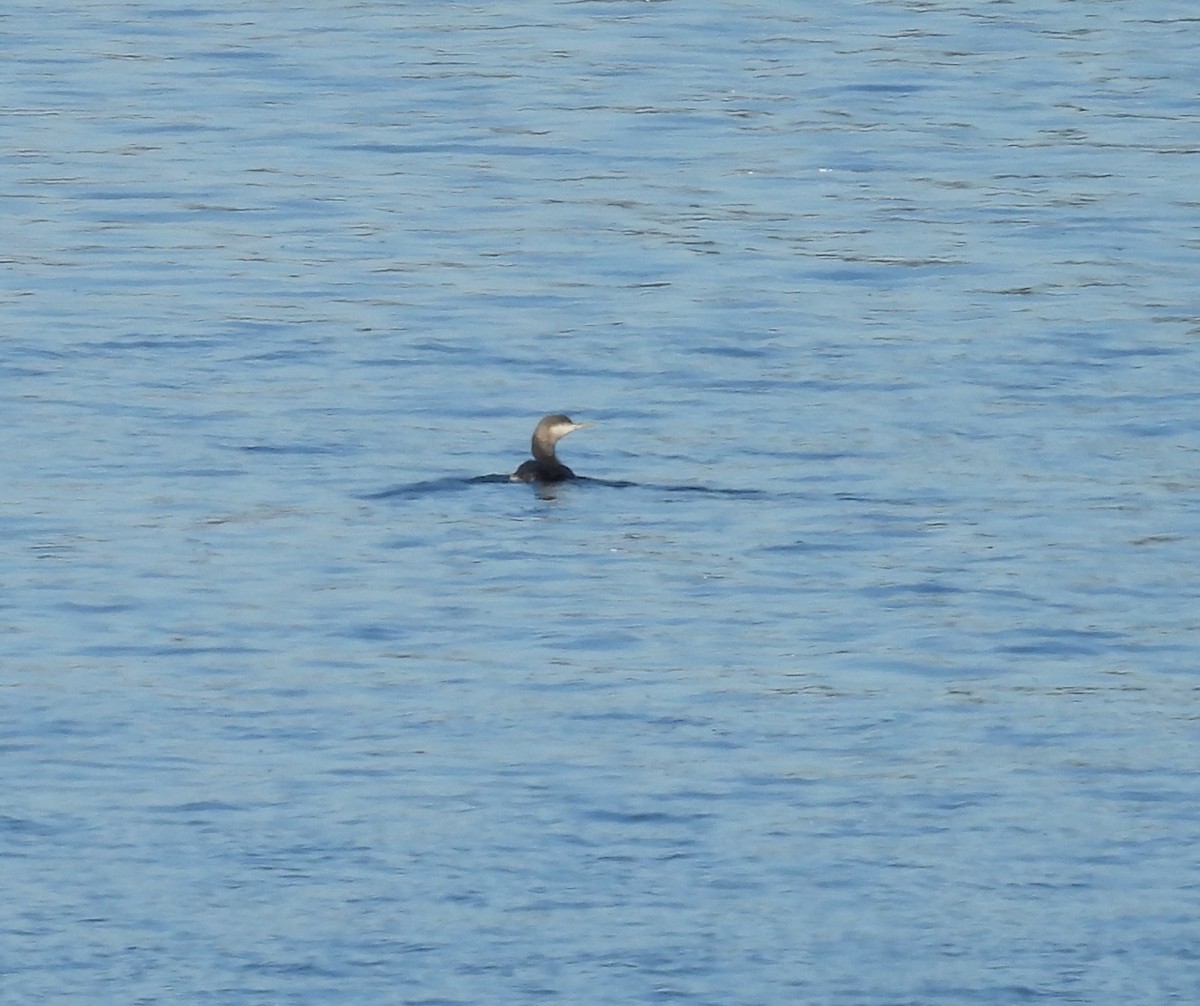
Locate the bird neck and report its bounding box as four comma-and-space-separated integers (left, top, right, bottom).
531, 438, 558, 463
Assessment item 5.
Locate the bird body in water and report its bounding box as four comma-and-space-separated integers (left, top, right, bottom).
511, 414, 588, 483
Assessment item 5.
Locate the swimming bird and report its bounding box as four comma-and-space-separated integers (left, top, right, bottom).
510, 414, 588, 483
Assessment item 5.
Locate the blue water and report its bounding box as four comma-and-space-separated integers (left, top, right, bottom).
4, 2, 1200, 1003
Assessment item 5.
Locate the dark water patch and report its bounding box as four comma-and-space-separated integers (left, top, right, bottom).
239, 443, 343, 455
1129, 534, 1183, 546
860, 580, 963, 600
150, 801, 248, 815
690, 344, 768, 360
191, 47, 278, 64
367, 474, 763, 500
159, 466, 247, 479
239, 959, 345, 980
567, 630, 642, 651
90, 335, 231, 353
366, 474, 511, 499
583, 808, 715, 826
761, 538, 867, 555
994, 626, 1128, 658
121, 119, 230, 136
834, 491, 951, 508
842, 82, 930, 95
1, 364, 58, 378
1121, 420, 1197, 438
56, 601, 135, 615
579, 477, 764, 497
0, 814, 65, 839
237, 346, 335, 364
339, 622, 407, 643
570, 711, 713, 729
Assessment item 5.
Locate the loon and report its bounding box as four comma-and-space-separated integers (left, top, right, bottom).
510, 414, 588, 483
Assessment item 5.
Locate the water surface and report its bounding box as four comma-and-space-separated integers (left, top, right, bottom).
4, 2, 1200, 1003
